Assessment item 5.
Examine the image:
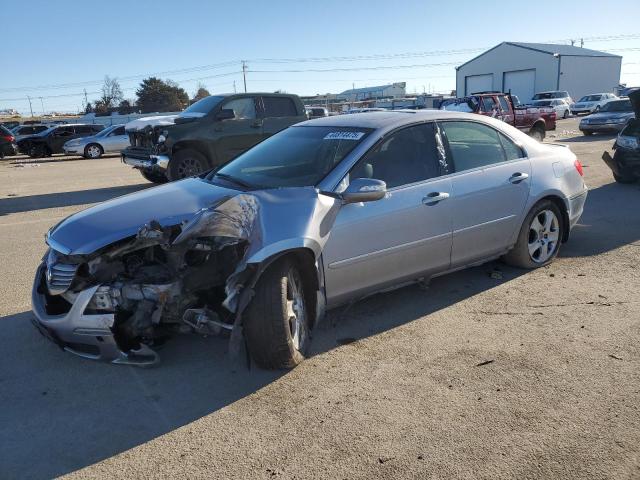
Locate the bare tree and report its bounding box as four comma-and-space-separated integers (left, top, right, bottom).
99, 76, 124, 111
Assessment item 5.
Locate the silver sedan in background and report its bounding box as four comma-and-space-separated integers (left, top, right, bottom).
63, 124, 129, 158
33, 110, 587, 369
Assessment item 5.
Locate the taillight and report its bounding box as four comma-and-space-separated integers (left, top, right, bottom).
1, 135, 14, 142
574, 159, 584, 176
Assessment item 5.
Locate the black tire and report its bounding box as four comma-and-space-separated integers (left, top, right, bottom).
582, 130, 594, 136
167, 149, 208, 181
84, 143, 103, 159
244, 257, 311, 369
29, 144, 45, 158
563, 109, 569, 119
503, 200, 564, 269
140, 169, 168, 184
613, 171, 636, 184
529, 126, 545, 142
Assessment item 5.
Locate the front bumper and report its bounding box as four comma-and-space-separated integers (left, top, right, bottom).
602, 149, 640, 178
31, 264, 159, 366
122, 150, 170, 172
579, 123, 626, 133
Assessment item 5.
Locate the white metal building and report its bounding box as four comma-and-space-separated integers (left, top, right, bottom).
338, 82, 406, 101
456, 42, 622, 102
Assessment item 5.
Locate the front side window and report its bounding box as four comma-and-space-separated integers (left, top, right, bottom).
348, 123, 441, 189
222, 97, 256, 119
211, 126, 371, 189
482, 96, 497, 112
440, 121, 522, 172
112, 126, 125, 135
498, 96, 510, 112
261, 97, 298, 117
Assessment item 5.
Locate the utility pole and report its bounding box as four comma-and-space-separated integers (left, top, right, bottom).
580, 38, 584, 48
84, 89, 88, 109
27, 96, 34, 117
241, 61, 247, 93
233, 80, 237, 93
39, 97, 44, 115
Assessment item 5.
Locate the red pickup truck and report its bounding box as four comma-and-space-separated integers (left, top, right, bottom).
440, 92, 556, 141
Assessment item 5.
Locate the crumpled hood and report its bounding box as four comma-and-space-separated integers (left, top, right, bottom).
48, 178, 237, 255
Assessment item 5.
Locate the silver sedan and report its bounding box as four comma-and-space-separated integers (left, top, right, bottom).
63, 124, 129, 158
33, 110, 587, 369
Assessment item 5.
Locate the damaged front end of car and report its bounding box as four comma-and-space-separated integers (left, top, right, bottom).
32, 187, 339, 366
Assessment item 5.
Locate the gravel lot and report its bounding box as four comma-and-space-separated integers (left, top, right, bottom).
1, 118, 638, 480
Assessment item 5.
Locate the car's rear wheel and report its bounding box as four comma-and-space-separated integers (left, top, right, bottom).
563, 109, 569, 119
29, 144, 45, 158
529, 126, 545, 142
84, 143, 103, 159
140, 169, 168, 184
582, 130, 594, 136
167, 149, 208, 181
244, 257, 310, 369
503, 200, 563, 269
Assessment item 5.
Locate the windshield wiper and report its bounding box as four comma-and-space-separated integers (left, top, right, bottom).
212, 172, 255, 190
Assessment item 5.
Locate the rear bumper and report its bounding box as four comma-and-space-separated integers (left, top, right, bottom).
568, 189, 588, 230
31, 263, 159, 366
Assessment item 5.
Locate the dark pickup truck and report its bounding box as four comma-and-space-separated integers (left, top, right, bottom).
441, 92, 556, 141
122, 93, 308, 182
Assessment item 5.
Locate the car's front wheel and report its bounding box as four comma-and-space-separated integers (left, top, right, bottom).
84, 143, 103, 159
529, 126, 545, 142
244, 257, 310, 369
167, 149, 208, 181
503, 200, 564, 269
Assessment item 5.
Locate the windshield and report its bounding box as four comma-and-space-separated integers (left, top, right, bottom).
94, 125, 116, 137
181, 95, 225, 117
440, 97, 479, 112
209, 126, 373, 189
579, 95, 602, 102
600, 100, 632, 112
531, 100, 552, 106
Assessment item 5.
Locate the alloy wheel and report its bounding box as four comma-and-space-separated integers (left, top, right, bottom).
286, 269, 307, 351
528, 209, 560, 263
177, 157, 201, 178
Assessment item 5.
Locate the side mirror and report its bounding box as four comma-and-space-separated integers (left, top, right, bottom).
216, 109, 236, 121
341, 178, 387, 204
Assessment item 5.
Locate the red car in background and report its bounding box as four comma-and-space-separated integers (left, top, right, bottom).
441, 92, 556, 141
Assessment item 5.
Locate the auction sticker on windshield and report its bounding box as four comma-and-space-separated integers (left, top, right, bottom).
324, 131, 365, 140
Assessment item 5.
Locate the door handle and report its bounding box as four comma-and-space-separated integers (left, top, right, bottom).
422, 191, 450, 205
509, 172, 529, 184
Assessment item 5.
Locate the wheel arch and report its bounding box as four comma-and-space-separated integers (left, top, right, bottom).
171, 140, 216, 167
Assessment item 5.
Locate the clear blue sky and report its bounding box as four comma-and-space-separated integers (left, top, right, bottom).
2, 0, 639, 114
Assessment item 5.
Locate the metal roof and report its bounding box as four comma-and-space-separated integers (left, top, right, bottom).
457, 42, 621, 69
339, 84, 397, 95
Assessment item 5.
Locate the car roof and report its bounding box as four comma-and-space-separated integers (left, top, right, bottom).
295, 110, 481, 130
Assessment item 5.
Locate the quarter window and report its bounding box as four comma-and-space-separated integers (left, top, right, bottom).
441, 121, 524, 172
262, 97, 298, 117
222, 97, 256, 119
349, 123, 441, 189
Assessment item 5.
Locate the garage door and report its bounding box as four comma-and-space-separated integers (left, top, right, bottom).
503, 70, 535, 103
465, 74, 493, 95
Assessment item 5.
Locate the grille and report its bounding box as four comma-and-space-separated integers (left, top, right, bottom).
45, 250, 79, 295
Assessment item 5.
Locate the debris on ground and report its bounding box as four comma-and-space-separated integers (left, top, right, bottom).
475, 359, 495, 367
378, 456, 394, 464
608, 354, 623, 360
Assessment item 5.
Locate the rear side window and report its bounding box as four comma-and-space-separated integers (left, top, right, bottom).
498, 96, 510, 112
262, 97, 298, 117
440, 121, 515, 172
92, 125, 104, 133
74, 126, 92, 134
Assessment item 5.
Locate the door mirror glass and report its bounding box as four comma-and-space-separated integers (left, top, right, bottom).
216, 109, 236, 121
341, 178, 386, 204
